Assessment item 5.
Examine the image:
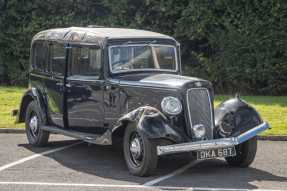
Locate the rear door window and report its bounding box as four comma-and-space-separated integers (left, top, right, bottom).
32, 41, 48, 72
51, 43, 66, 75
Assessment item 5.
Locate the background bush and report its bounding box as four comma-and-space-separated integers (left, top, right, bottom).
0, 0, 286, 95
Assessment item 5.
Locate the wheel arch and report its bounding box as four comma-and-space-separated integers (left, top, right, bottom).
18, 95, 34, 123
17, 88, 48, 123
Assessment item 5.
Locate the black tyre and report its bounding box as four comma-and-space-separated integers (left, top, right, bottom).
225, 136, 257, 167
25, 101, 50, 146
123, 124, 158, 176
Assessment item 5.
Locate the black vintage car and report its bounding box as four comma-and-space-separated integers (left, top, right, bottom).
16, 27, 269, 176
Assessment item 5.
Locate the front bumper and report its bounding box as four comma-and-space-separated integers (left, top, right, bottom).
157, 122, 270, 156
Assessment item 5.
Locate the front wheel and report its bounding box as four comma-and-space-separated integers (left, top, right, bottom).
25, 101, 50, 146
225, 136, 257, 167
123, 124, 158, 176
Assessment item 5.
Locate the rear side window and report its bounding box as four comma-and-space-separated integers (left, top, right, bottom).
71, 47, 101, 77
51, 43, 66, 75
32, 41, 48, 72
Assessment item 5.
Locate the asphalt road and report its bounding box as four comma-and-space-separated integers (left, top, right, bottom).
0, 133, 286, 191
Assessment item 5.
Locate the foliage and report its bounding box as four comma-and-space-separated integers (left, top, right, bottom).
177, 0, 287, 95
0, 0, 107, 85
0, 0, 286, 95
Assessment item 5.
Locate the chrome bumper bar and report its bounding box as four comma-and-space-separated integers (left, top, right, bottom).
157, 122, 270, 156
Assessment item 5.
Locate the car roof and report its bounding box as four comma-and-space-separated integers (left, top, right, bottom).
32, 27, 175, 45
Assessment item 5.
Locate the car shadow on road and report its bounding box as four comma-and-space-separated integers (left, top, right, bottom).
19, 140, 287, 188
161, 159, 287, 189
19, 140, 192, 184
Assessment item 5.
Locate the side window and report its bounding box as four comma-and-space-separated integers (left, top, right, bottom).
32, 41, 48, 72
51, 43, 65, 75
71, 47, 101, 77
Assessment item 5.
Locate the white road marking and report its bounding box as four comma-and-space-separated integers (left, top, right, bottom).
0, 141, 82, 172
0, 182, 283, 191
0, 182, 147, 188
143, 160, 200, 186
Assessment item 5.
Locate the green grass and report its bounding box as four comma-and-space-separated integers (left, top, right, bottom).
0, 86, 25, 128
0, 86, 286, 135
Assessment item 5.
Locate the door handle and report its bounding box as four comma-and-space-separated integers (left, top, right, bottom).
56, 82, 71, 88
65, 83, 71, 88
56, 82, 63, 86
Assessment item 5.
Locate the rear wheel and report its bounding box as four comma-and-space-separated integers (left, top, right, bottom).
123, 124, 158, 176
25, 101, 50, 146
225, 136, 257, 167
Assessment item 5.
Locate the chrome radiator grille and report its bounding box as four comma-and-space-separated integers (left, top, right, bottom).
186, 88, 213, 139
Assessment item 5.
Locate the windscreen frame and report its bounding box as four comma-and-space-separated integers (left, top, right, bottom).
108, 43, 179, 74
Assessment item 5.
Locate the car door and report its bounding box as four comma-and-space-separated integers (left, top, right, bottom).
45, 42, 66, 127
66, 46, 105, 133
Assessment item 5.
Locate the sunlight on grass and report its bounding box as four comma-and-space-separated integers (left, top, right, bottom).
0, 86, 25, 128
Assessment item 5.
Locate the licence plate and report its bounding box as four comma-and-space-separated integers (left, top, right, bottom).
197, 147, 236, 160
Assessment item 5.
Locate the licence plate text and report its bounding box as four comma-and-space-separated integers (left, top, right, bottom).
197, 147, 236, 160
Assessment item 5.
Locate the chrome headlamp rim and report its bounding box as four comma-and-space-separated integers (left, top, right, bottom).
161, 96, 182, 115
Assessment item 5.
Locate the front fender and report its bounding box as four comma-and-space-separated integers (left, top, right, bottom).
113, 106, 183, 143
214, 96, 264, 138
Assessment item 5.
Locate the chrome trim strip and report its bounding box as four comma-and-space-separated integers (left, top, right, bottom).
186, 88, 214, 139
157, 122, 270, 156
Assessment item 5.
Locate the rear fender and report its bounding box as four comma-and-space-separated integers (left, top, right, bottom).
17, 88, 47, 123
113, 106, 182, 143
214, 97, 263, 138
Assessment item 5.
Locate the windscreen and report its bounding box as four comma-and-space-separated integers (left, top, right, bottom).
109, 45, 177, 73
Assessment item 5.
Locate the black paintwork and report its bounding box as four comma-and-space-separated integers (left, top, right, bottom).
17, 28, 263, 145
110, 72, 214, 143
113, 106, 184, 143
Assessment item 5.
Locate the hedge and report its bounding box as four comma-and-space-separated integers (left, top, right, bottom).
0, 0, 286, 95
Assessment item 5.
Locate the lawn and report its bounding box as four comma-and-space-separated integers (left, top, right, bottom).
0, 86, 25, 128
0, 86, 286, 135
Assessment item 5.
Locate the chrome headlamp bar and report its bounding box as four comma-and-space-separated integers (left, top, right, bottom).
157, 122, 270, 156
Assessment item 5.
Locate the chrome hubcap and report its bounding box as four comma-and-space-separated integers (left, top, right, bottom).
130, 137, 141, 159
129, 133, 143, 167
29, 115, 38, 135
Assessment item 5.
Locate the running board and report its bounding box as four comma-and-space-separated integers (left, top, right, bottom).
40, 125, 112, 145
